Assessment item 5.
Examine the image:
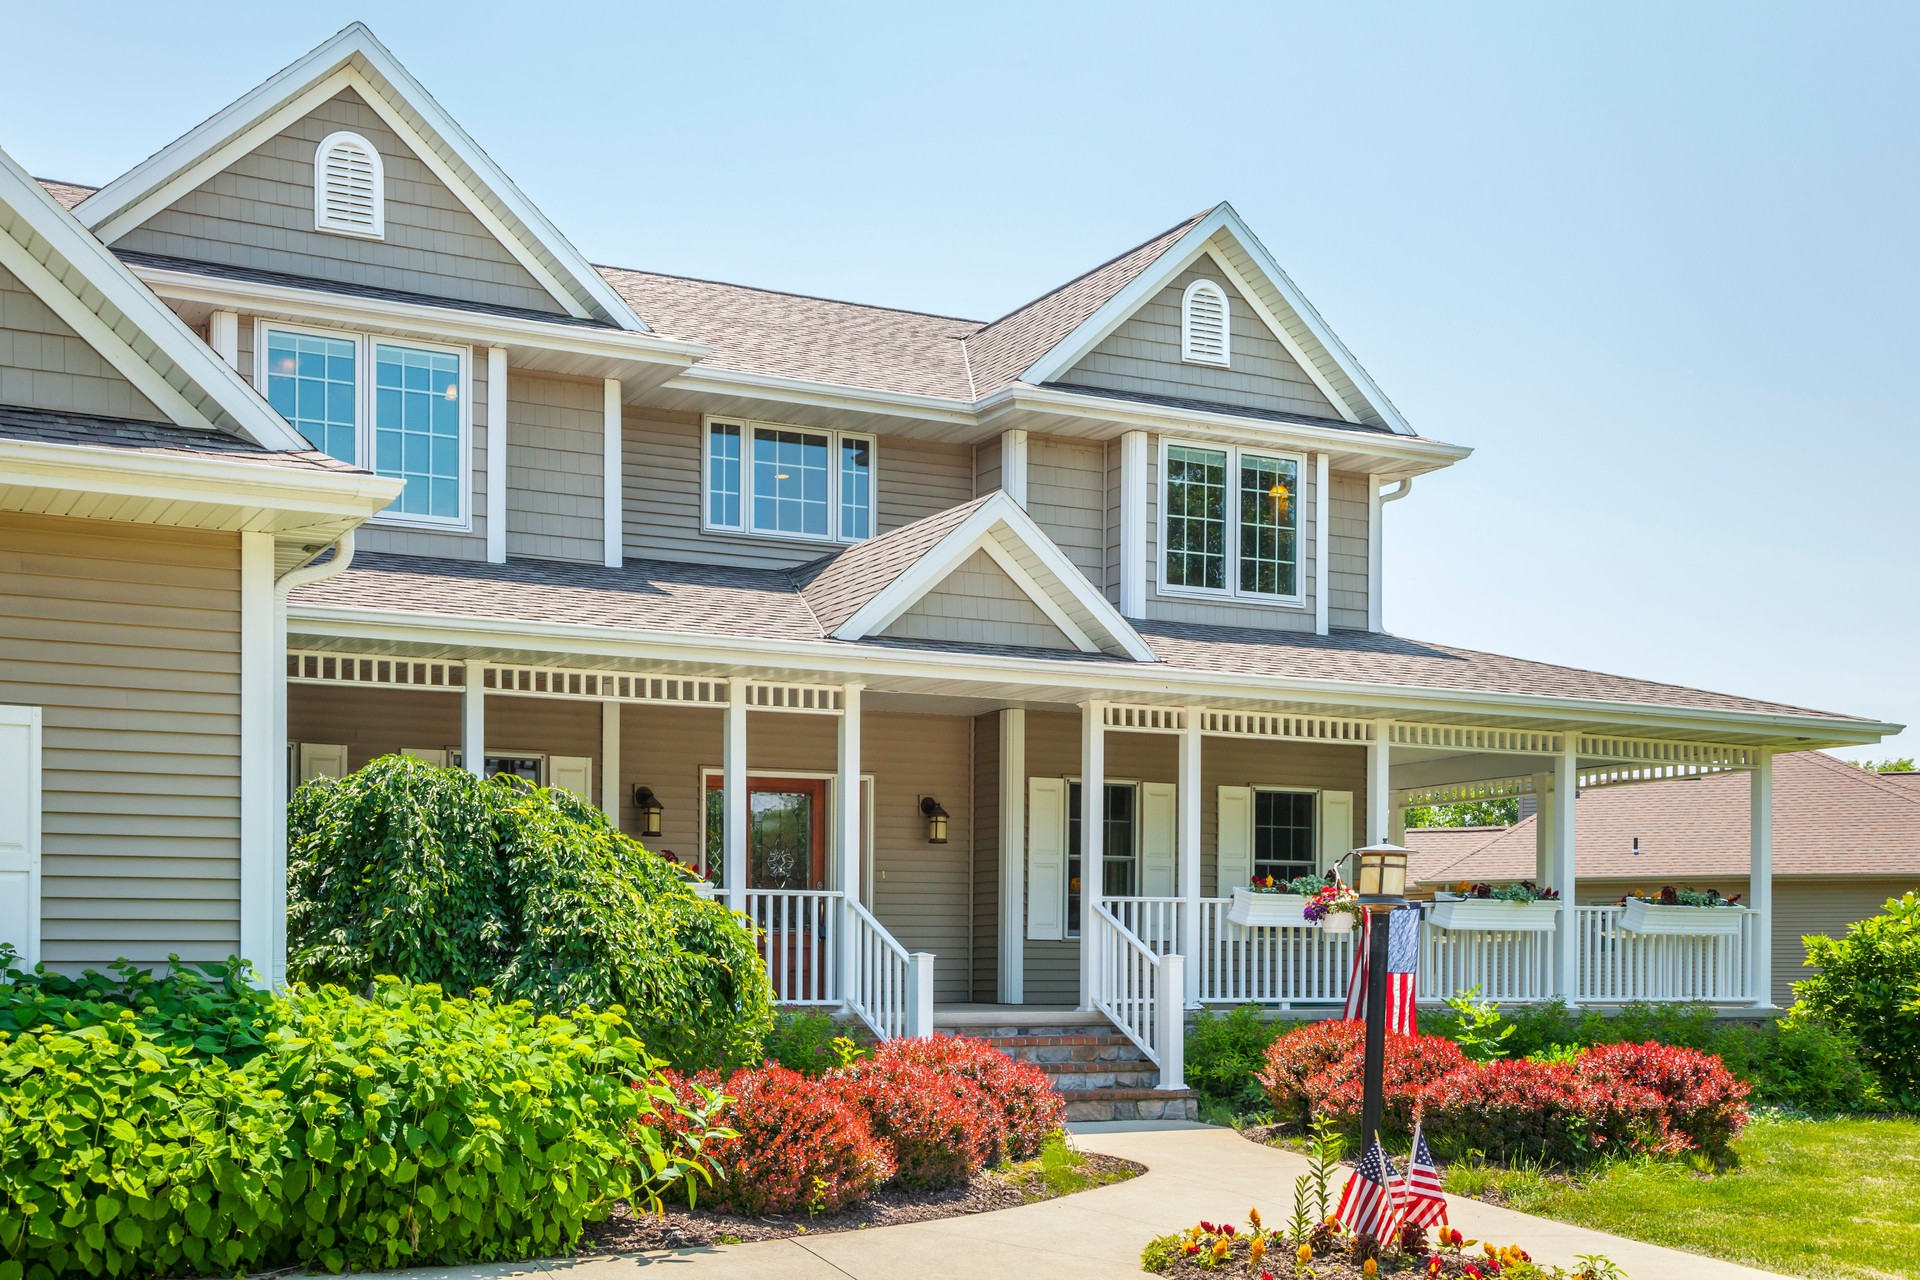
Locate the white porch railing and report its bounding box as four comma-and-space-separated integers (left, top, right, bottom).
1197, 899, 1357, 1004
740, 889, 840, 1005
1575, 905, 1757, 1004
1087, 903, 1185, 1088
844, 899, 933, 1041
1419, 920, 1557, 1002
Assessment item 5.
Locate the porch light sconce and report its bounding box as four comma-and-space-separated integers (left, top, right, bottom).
920, 796, 950, 845
631, 785, 664, 839
1347, 843, 1410, 905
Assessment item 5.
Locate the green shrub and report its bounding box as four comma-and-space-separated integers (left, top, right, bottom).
0, 950, 276, 1065
1185, 1004, 1282, 1114
763, 1010, 864, 1076
1793, 892, 1920, 1108
288, 756, 774, 1070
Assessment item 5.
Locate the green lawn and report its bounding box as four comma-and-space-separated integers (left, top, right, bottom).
1445, 1115, 1920, 1280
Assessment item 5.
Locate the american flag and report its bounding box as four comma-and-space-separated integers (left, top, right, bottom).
1397, 1123, 1448, 1227
1342, 905, 1421, 1033
1334, 1136, 1406, 1242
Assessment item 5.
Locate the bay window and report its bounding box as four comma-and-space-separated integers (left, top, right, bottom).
704, 416, 875, 543
1161, 440, 1303, 602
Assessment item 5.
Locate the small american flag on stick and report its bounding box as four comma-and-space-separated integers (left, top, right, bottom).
1397, 1122, 1448, 1227
1334, 1136, 1405, 1242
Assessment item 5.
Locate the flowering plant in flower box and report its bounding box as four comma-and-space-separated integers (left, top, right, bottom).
1246, 873, 1336, 896
1619, 886, 1740, 908
1303, 883, 1362, 930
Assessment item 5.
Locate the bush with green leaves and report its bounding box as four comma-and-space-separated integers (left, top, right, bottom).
0, 949, 275, 1065
288, 754, 774, 1070
762, 1010, 866, 1076
1185, 1004, 1283, 1115
1793, 891, 1920, 1107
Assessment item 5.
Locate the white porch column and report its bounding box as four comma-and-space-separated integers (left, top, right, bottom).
1366, 719, 1393, 844
602, 378, 623, 569
998, 708, 1026, 1004
486, 347, 508, 564
1078, 700, 1106, 1011
208, 310, 240, 372
839, 684, 864, 1008
1001, 429, 1029, 506
1388, 805, 1406, 846
600, 701, 621, 824
1749, 750, 1775, 1007
1178, 707, 1204, 1006
1532, 772, 1554, 884
723, 678, 749, 909
462, 661, 486, 778
1119, 430, 1148, 618
1313, 452, 1331, 636
237, 532, 277, 982
1553, 737, 1579, 1004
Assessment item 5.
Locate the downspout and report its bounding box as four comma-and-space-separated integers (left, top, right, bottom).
276, 530, 356, 594
1368, 479, 1412, 633
1378, 477, 1413, 507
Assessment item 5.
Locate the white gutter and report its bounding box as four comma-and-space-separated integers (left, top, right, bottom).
0, 436, 404, 520
277, 531, 356, 592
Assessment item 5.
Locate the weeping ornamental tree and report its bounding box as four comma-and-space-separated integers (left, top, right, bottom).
287, 755, 774, 1070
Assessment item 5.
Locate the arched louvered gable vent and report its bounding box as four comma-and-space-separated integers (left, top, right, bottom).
1181, 278, 1230, 367
313, 131, 385, 239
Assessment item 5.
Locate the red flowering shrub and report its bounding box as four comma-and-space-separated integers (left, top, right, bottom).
868, 1036, 1064, 1161
1257, 1020, 1465, 1138
1576, 1040, 1750, 1157
1419, 1058, 1673, 1167
653, 1066, 893, 1214
835, 1056, 1003, 1188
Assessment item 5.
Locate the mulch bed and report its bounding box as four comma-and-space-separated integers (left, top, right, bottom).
578, 1151, 1144, 1253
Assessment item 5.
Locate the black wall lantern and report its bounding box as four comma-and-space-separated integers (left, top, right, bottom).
631, 785, 664, 839
920, 796, 950, 844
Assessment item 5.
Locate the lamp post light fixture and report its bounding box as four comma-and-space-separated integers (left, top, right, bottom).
920, 796, 950, 844
631, 785, 664, 839
1346, 842, 1412, 1154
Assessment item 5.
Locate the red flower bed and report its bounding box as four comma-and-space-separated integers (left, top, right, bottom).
1576, 1040, 1750, 1157
1256, 1020, 1465, 1136
835, 1056, 1004, 1188
653, 1066, 893, 1214
868, 1036, 1065, 1161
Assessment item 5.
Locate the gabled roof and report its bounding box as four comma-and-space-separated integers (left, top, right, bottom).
72, 23, 644, 331
1405, 827, 1510, 885
792, 492, 1158, 662
0, 144, 307, 450
0, 404, 353, 472
1414, 750, 1920, 883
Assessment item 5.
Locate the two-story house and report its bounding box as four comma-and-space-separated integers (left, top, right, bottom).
0, 24, 1899, 1095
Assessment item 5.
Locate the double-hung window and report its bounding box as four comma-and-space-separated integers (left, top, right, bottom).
1065, 780, 1138, 937
704, 417, 874, 543
260, 322, 470, 527
1161, 440, 1304, 603
1251, 788, 1317, 883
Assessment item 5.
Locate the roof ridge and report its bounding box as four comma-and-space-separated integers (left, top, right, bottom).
967, 205, 1217, 334
1805, 749, 1920, 807
594, 263, 983, 326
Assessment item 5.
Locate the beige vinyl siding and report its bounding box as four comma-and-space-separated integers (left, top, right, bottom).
1327, 471, 1370, 630
0, 513, 240, 968
1144, 441, 1320, 632
1198, 738, 1367, 896
974, 436, 1002, 497
1209, 232, 1379, 429
508, 372, 603, 563
0, 263, 163, 420
881, 550, 1074, 649
972, 712, 1001, 1001
1026, 435, 1105, 589
1056, 261, 1339, 419
117, 89, 564, 316
621, 411, 975, 569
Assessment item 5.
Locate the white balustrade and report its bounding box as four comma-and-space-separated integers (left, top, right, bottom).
1109, 895, 1183, 956
1575, 905, 1756, 1004
1194, 898, 1357, 1005
740, 889, 840, 1005
1087, 903, 1184, 1087
1418, 918, 1557, 1002
844, 898, 932, 1040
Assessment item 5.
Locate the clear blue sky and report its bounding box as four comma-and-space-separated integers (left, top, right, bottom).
8, 2, 1914, 760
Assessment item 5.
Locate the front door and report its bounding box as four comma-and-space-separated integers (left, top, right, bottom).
706, 775, 832, 1002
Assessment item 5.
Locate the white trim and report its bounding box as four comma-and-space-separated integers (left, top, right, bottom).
485, 346, 507, 562
238, 533, 278, 980
1198, 246, 1355, 422
838, 684, 863, 917
1157, 436, 1308, 608
253, 318, 474, 531
723, 678, 748, 906
75, 28, 647, 330
975, 538, 1103, 652
1077, 704, 1107, 998
1180, 278, 1231, 367
695, 763, 876, 893
998, 708, 1026, 1002
1366, 718, 1392, 844
600, 700, 621, 820
603, 378, 623, 568
1001, 428, 1029, 505
1177, 708, 1203, 1005
1749, 750, 1774, 1006
462, 660, 486, 779
700, 414, 876, 545
209, 310, 241, 371
1552, 737, 1580, 1005
1313, 453, 1330, 635
0, 706, 43, 969
1119, 430, 1147, 618
1367, 473, 1383, 632
312, 130, 385, 239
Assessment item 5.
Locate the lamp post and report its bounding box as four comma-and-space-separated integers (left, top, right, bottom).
1348, 843, 1411, 1152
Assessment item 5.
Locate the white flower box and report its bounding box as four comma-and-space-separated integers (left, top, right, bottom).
1228, 887, 1313, 928
687, 879, 720, 900
1426, 898, 1562, 932
1320, 911, 1356, 934
1620, 898, 1746, 936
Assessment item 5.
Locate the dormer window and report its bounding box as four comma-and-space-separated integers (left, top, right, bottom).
313, 131, 384, 239
1181, 279, 1230, 366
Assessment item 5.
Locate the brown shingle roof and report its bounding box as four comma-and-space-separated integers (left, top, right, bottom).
791, 495, 994, 632
36, 178, 95, 210
0, 403, 361, 473
1418, 751, 1920, 883
1405, 827, 1508, 884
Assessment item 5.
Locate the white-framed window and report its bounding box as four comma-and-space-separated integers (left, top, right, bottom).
1251, 787, 1318, 883
1066, 779, 1139, 938
257, 320, 472, 528
702, 415, 875, 544
1181, 278, 1230, 366
313, 131, 385, 240
1159, 438, 1305, 604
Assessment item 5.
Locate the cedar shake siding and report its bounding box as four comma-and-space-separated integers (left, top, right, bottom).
0, 264, 163, 421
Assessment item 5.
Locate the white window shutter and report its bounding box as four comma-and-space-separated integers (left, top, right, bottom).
1319, 789, 1355, 875
1140, 782, 1177, 896
1026, 777, 1066, 940
401, 747, 450, 767
1182, 279, 1230, 367
298, 743, 350, 783
1217, 784, 1252, 893
0, 707, 41, 968
314, 132, 385, 239
549, 756, 594, 801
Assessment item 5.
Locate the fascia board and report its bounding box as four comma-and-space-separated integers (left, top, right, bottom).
0, 437, 404, 519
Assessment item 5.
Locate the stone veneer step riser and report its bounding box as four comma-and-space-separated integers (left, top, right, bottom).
933, 1019, 1197, 1122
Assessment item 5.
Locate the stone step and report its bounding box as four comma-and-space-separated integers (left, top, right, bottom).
1029, 1063, 1160, 1091
1062, 1087, 1200, 1123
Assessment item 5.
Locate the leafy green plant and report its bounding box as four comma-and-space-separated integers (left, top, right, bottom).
1184, 1003, 1282, 1116
288, 755, 774, 1070
0, 949, 276, 1064
1796, 892, 1920, 1107
1442, 984, 1515, 1062
1528, 1043, 1582, 1066
763, 1010, 866, 1076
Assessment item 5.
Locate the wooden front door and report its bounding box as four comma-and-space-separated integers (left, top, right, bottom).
707, 775, 832, 1001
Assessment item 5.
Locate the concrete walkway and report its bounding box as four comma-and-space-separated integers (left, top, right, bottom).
326, 1122, 1787, 1280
